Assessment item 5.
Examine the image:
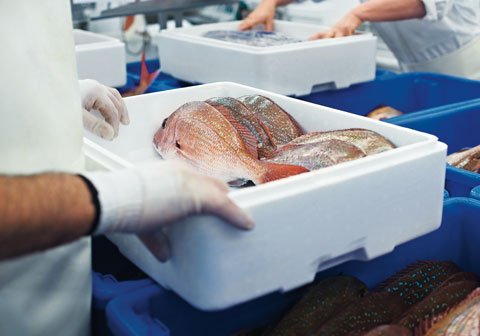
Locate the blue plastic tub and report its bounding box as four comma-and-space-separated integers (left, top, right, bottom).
116, 59, 186, 94
299, 72, 480, 121
390, 99, 480, 197
105, 198, 480, 336
471, 185, 480, 200
92, 237, 154, 336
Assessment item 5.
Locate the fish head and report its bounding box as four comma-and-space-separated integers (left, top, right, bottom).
153, 114, 179, 159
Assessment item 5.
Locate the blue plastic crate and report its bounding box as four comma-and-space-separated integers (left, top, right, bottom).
105, 198, 480, 336
390, 99, 480, 197
471, 185, 480, 201
299, 72, 480, 121
116, 59, 186, 94
92, 237, 154, 336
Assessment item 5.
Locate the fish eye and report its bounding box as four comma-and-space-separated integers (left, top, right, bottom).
162, 118, 168, 129
175, 141, 181, 149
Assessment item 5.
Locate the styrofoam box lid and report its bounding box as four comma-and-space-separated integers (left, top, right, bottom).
158, 19, 374, 53
84, 82, 447, 310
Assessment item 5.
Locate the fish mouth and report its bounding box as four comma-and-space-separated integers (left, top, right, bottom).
152, 142, 165, 159
152, 137, 165, 158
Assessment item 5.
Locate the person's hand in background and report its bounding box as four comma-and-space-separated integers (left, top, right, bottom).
310, 11, 363, 40
83, 161, 254, 262
238, 0, 278, 31
79, 79, 130, 140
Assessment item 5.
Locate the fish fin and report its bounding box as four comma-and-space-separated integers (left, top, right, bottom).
260, 95, 306, 135
258, 162, 309, 184
228, 179, 248, 187
373, 261, 458, 293
122, 51, 160, 97
414, 287, 480, 336
208, 102, 259, 159
233, 97, 278, 151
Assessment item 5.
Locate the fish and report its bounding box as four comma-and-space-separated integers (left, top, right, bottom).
446, 144, 480, 173
266, 276, 369, 336
265, 139, 366, 171
238, 95, 305, 146
286, 129, 395, 156
122, 51, 160, 97
366, 105, 404, 121
202, 30, 302, 47
205, 97, 277, 159
394, 279, 479, 330
416, 287, 480, 335
153, 101, 309, 185
373, 261, 461, 307
360, 325, 412, 336
307, 292, 407, 336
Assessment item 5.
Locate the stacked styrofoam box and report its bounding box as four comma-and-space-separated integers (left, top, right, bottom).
156, 20, 377, 96
84, 82, 446, 310
74, 29, 127, 87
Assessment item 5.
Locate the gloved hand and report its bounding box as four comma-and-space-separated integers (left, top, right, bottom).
82, 161, 254, 262
309, 11, 363, 39
79, 79, 130, 140
238, 0, 277, 31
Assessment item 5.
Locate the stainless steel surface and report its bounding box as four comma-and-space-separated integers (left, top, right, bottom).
93, 0, 239, 20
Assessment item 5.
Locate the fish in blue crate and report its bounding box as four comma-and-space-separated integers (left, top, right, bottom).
235, 261, 480, 336
202, 30, 303, 47
447, 144, 480, 173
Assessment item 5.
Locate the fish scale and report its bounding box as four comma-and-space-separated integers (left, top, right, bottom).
266, 276, 369, 336
307, 292, 407, 336
265, 139, 366, 171
395, 279, 479, 331
373, 261, 461, 307
417, 288, 480, 335
205, 97, 276, 159
153, 100, 308, 185
238, 95, 305, 146
287, 129, 395, 156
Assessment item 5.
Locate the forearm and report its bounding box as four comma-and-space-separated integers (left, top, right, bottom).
0, 174, 95, 260
352, 0, 426, 22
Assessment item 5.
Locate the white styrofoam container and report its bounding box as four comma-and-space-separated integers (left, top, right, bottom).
74, 29, 127, 87
156, 20, 377, 96
84, 82, 447, 311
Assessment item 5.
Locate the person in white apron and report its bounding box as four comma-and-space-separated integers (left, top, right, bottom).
0, 1, 253, 335
240, 0, 480, 80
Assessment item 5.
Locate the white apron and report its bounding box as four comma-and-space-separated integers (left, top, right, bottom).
400, 36, 480, 81
0, 1, 91, 336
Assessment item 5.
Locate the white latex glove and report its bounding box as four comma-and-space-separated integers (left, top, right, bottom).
79, 79, 130, 140
83, 161, 254, 261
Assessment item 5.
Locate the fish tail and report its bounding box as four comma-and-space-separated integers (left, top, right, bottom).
258, 162, 309, 184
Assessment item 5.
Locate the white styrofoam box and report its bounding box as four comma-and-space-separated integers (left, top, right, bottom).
74, 29, 127, 87
84, 82, 447, 310
156, 20, 376, 96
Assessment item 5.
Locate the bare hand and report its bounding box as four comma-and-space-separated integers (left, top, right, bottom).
238, 0, 277, 31
309, 11, 363, 40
